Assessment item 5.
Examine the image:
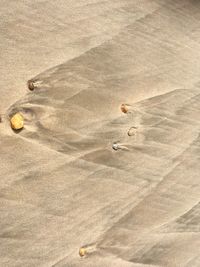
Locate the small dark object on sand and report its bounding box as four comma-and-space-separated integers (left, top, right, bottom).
27, 80, 35, 91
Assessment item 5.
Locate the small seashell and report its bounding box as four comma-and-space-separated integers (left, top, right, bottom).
112, 142, 129, 151
79, 243, 96, 257
10, 113, 24, 130
112, 142, 119, 150
127, 126, 137, 136
27, 80, 35, 91
120, 104, 130, 113
79, 247, 87, 257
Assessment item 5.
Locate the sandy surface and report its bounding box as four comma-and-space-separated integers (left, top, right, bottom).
1, 1, 200, 266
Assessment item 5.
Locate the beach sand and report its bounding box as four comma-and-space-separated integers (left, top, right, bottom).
1, 1, 200, 266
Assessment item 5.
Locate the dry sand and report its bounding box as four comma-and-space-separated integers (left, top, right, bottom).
1, 0, 200, 266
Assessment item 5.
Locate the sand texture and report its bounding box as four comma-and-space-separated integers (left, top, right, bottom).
1, 1, 200, 266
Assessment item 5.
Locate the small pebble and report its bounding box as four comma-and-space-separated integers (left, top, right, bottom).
10, 113, 24, 130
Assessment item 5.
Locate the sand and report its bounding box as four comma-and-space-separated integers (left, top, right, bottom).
1, 1, 200, 266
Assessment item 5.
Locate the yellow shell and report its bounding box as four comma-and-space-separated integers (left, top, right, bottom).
10, 113, 24, 130
79, 247, 87, 257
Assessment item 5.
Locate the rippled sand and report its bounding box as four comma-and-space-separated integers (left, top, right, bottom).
1, 1, 200, 266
